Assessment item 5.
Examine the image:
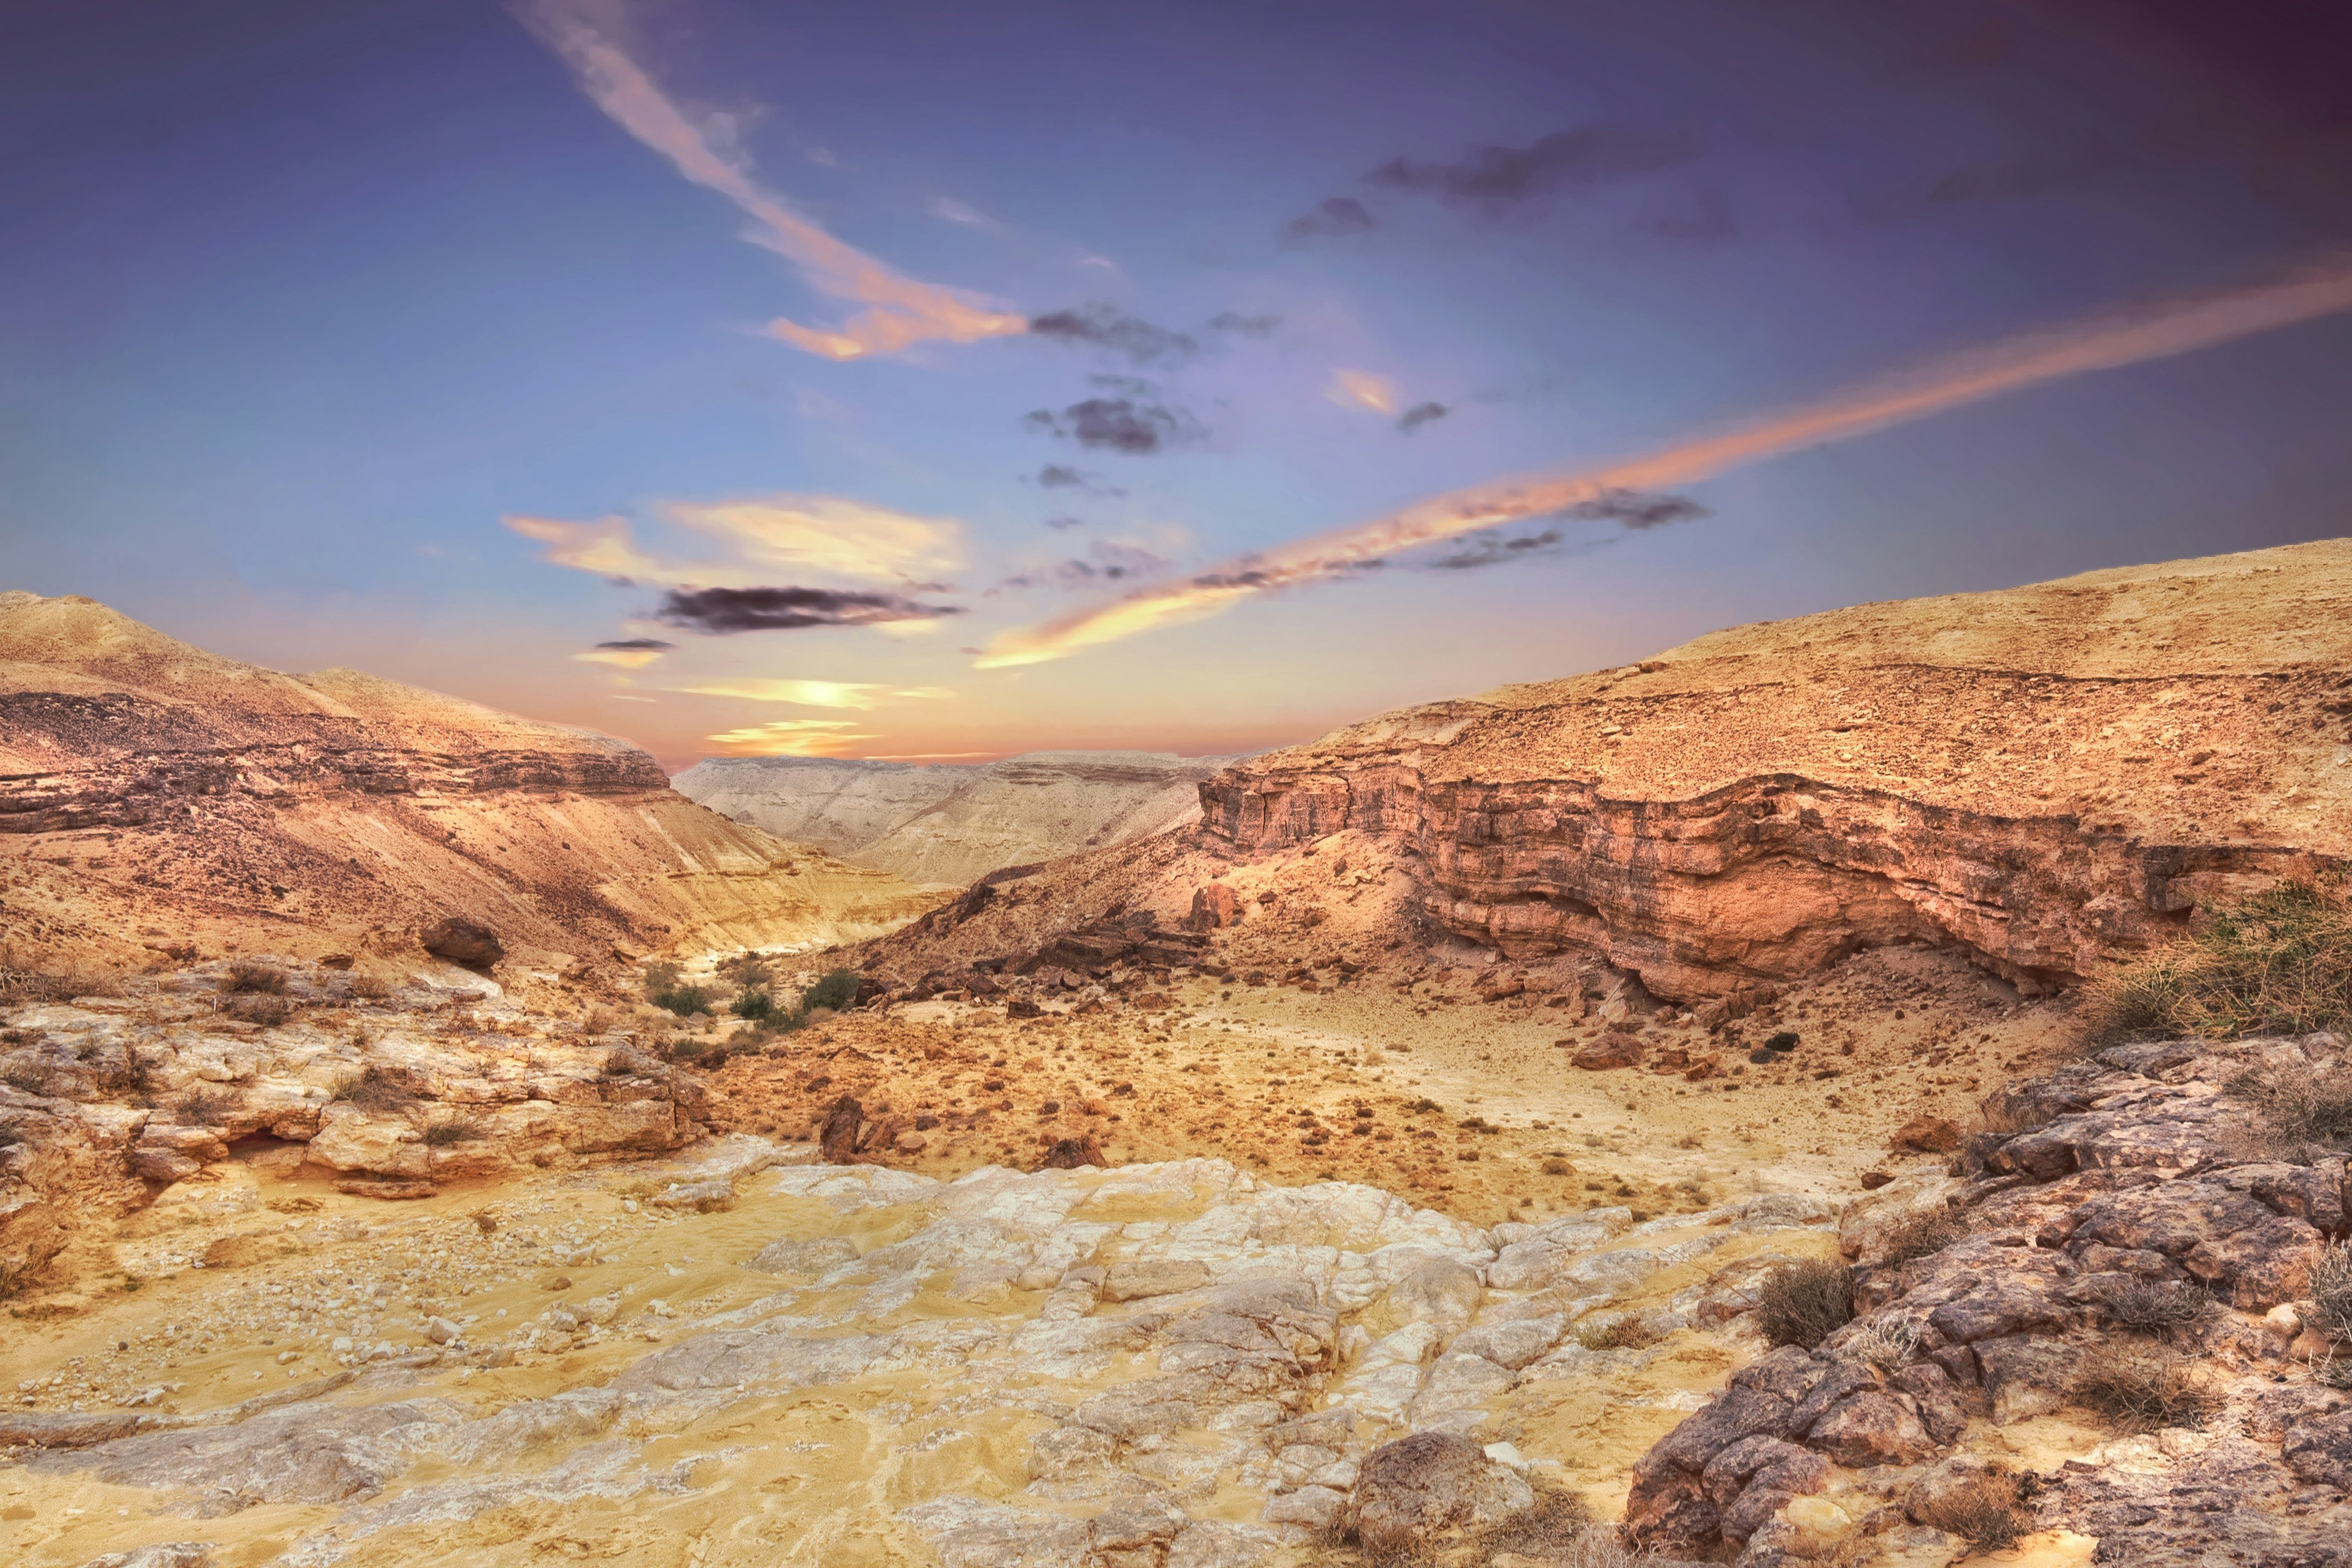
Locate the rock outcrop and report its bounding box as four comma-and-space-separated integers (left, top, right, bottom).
1624, 1029, 2352, 1566
1196, 540, 2352, 1000
673, 751, 1239, 887
0, 592, 939, 964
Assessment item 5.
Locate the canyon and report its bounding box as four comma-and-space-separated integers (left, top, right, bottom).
673, 752, 1238, 889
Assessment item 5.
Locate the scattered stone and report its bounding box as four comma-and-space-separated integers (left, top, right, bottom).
419, 917, 504, 969
1348, 1432, 1535, 1562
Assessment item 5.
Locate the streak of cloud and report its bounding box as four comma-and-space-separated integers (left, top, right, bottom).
1035, 464, 1125, 496
516, 0, 1025, 359
1397, 400, 1450, 434
1282, 197, 1377, 241
975, 253, 2352, 667
673, 678, 950, 708
1029, 305, 1198, 363
1326, 370, 1398, 415
507, 495, 963, 590
1368, 125, 1698, 207
704, 718, 874, 757
1025, 397, 1206, 454
657, 586, 966, 635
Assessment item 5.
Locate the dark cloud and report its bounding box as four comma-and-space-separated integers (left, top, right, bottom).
595, 637, 675, 651
1028, 304, 1197, 363
1924, 139, 2135, 206
1396, 400, 1450, 434
1206, 310, 1284, 337
1564, 489, 1711, 531
1426, 528, 1564, 570
1034, 464, 1127, 497
1367, 125, 1698, 206
1025, 397, 1207, 455
653, 586, 964, 635
1043, 514, 1087, 532
1282, 196, 1377, 241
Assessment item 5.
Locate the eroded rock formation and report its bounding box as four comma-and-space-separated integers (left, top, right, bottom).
1199, 540, 2352, 999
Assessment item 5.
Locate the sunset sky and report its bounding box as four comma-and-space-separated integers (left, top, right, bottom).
7, 0, 2352, 767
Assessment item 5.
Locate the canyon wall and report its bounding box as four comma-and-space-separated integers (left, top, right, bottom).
0, 593, 938, 964
1199, 541, 2352, 999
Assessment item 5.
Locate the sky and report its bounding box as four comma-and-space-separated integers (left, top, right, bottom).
6, 0, 2352, 768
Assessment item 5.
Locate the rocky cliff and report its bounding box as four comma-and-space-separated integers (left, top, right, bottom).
673, 750, 1237, 887
0, 593, 939, 965
1197, 540, 2352, 1000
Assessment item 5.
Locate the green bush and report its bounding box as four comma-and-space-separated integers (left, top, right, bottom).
733, 990, 777, 1022
651, 983, 715, 1018
2086, 879, 2352, 1045
801, 967, 860, 1013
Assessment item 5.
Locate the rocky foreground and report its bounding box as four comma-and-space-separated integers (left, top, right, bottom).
4, 951, 2350, 1567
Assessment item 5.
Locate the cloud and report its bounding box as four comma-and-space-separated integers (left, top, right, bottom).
703, 718, 874, 757
514, 0, 1025, 359
1043, 514, 1088, 531
1566, 489, 1711, 530
572, 635, 675, 669
1397, 400, 1450, 434
507, 495, 963, 592
1424, 528, 1564, 570
1282, 197, 1377, 241
976, 250, 2352, 667
1367, 125, 1698, 206
656, 586, 966, 635
1325, 370, 1398, 415
1206, 311, 1284, 337
925, 194, 996, 228
675, 678, 950, 708
1034, 464, 1125, 495
1028, 305, 1198, 363
1056, 537, 1173, 585
1024, 397, 1206, 454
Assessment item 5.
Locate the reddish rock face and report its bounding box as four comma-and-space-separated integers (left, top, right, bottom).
1198, 542, 2352, 1000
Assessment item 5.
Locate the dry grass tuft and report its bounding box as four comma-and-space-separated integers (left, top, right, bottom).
335, 1064, 419, 1113
1909, 1471, 2029, 1551
1757, 1258, 1854, 1349
2310, 1241, 2352, 1344
221, 961, 288, 995
422, 1119, 483, 1147
226, 993, 294, 1027
2089, 1277, 2221, 1341
1576, 1314, 1662, 1352
0, 947, 123, 1005
2224, 1062, 2352, 1165
1881, 1209, 1973, 1267
176, 1087, 240, 1126
2072, 1341, 2224, 1432
2083, 879, 2352, 1046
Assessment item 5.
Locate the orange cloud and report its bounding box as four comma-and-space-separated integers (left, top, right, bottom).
518, 0, 1026, 360
704, 718, 875, 756
979, 252, 2352, 667
504, 495, 964, 590
1325, 370, 1398, 414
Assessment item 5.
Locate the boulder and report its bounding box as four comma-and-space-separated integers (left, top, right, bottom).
1572, 1035, 1644, 1070
1838, 1168, 1964, 1265
1188, 884, 1242, 931
419, 918, 504, 968
1039, 1135, 1108, 1170
1346, 1432, 1534, 1562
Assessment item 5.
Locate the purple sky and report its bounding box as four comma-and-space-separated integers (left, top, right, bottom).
6, 0, 2352, 766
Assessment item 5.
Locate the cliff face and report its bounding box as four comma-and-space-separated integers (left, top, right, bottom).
674, 749, 1236, 887
1199, 541, 2352, 1000
0, 593, 939, 964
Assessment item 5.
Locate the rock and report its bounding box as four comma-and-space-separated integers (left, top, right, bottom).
901, 1495, 1093, 1568
31, 1398, 460, 1506
1374, 1258, 1484, 1334
1802, 1389, 1934, 1468
1262, 1484, 1348, 1532
750, 1237, 860, 1276
1189, 884, 1243, 931
1838, 1168, 1965, 1265
0, 1198, 66, 1285
1039, 1135, 1107, 1170
419, 917, 504, 968
2283, 1410, 2352, 1489
2183, 1212, 2328, 1310
1102, 1260, 1214, 1301
75, 1546, 215, 1568
425, 1316, 463, 1345
1006, 999, 1043, 1019
1348, 1432, 1535, 1563
0, 1410, 147, 1448
1888, 1116, 1962, 1154
1701, 1435, 1832, 1544
1572, 1035, 1644, 1070
819, 1095, 867, 1163
334, 1177, 437, 1200
648, 1178, 735, 1213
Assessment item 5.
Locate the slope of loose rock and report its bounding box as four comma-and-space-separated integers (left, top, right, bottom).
0, 592, 939, 966
673, 751, 1238, 887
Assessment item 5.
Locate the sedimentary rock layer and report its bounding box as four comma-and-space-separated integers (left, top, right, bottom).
1199, 540, 2352, 998
0, 592, 938, 963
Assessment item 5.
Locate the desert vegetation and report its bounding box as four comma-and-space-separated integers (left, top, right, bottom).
1754, 1257, 1854, 1349
2085, 879, 2352, 1045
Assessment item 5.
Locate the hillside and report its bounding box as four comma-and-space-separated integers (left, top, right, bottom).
0, 592, 940, 967
852, 538, 2352, 1003
673, 750, 1238, 887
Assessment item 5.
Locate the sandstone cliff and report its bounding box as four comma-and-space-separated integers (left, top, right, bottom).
0, 593, 939, 965
673, 750, 1236, 887
1197, 540, 2352, 1000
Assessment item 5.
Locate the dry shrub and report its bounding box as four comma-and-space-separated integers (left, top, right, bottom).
1578, 1314, 1662, 1352
2090, 1277, 2221, 1340
177, 1087, 239, 1126
226, 993, 294, 1027
335, 1064, 419, 1113
2072, 1341, 2223, 1431
1881, 1209, 1973, 1267
1910, 1471, 2028, 1551
0, 948, 122, 1004
2310, 1241, 2352, 1343
1757, 1258, 1854, 1349
422, 1119, 482, 1147
1845, 1313, 1924, 1370
221, 961, 288, 995
2084, 879, 2352, 1046
2224, 1062, 2352, 1165
347, 975, 391, 1001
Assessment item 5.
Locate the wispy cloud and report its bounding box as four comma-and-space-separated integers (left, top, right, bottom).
574, 636, 675, 668
1024, 397, 1206, 454
1282, 197, 1376, 242
705, 718, 874, 757
1029, 305, 1197, 363
1397, 400, 1449, 434
516, 0, 1025, 359
507, 495, 963, 589
976, 252, 2352, 667
675, 678, 950, 707
1325, 370, 1398, 415
1368, 125, 1698, 209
